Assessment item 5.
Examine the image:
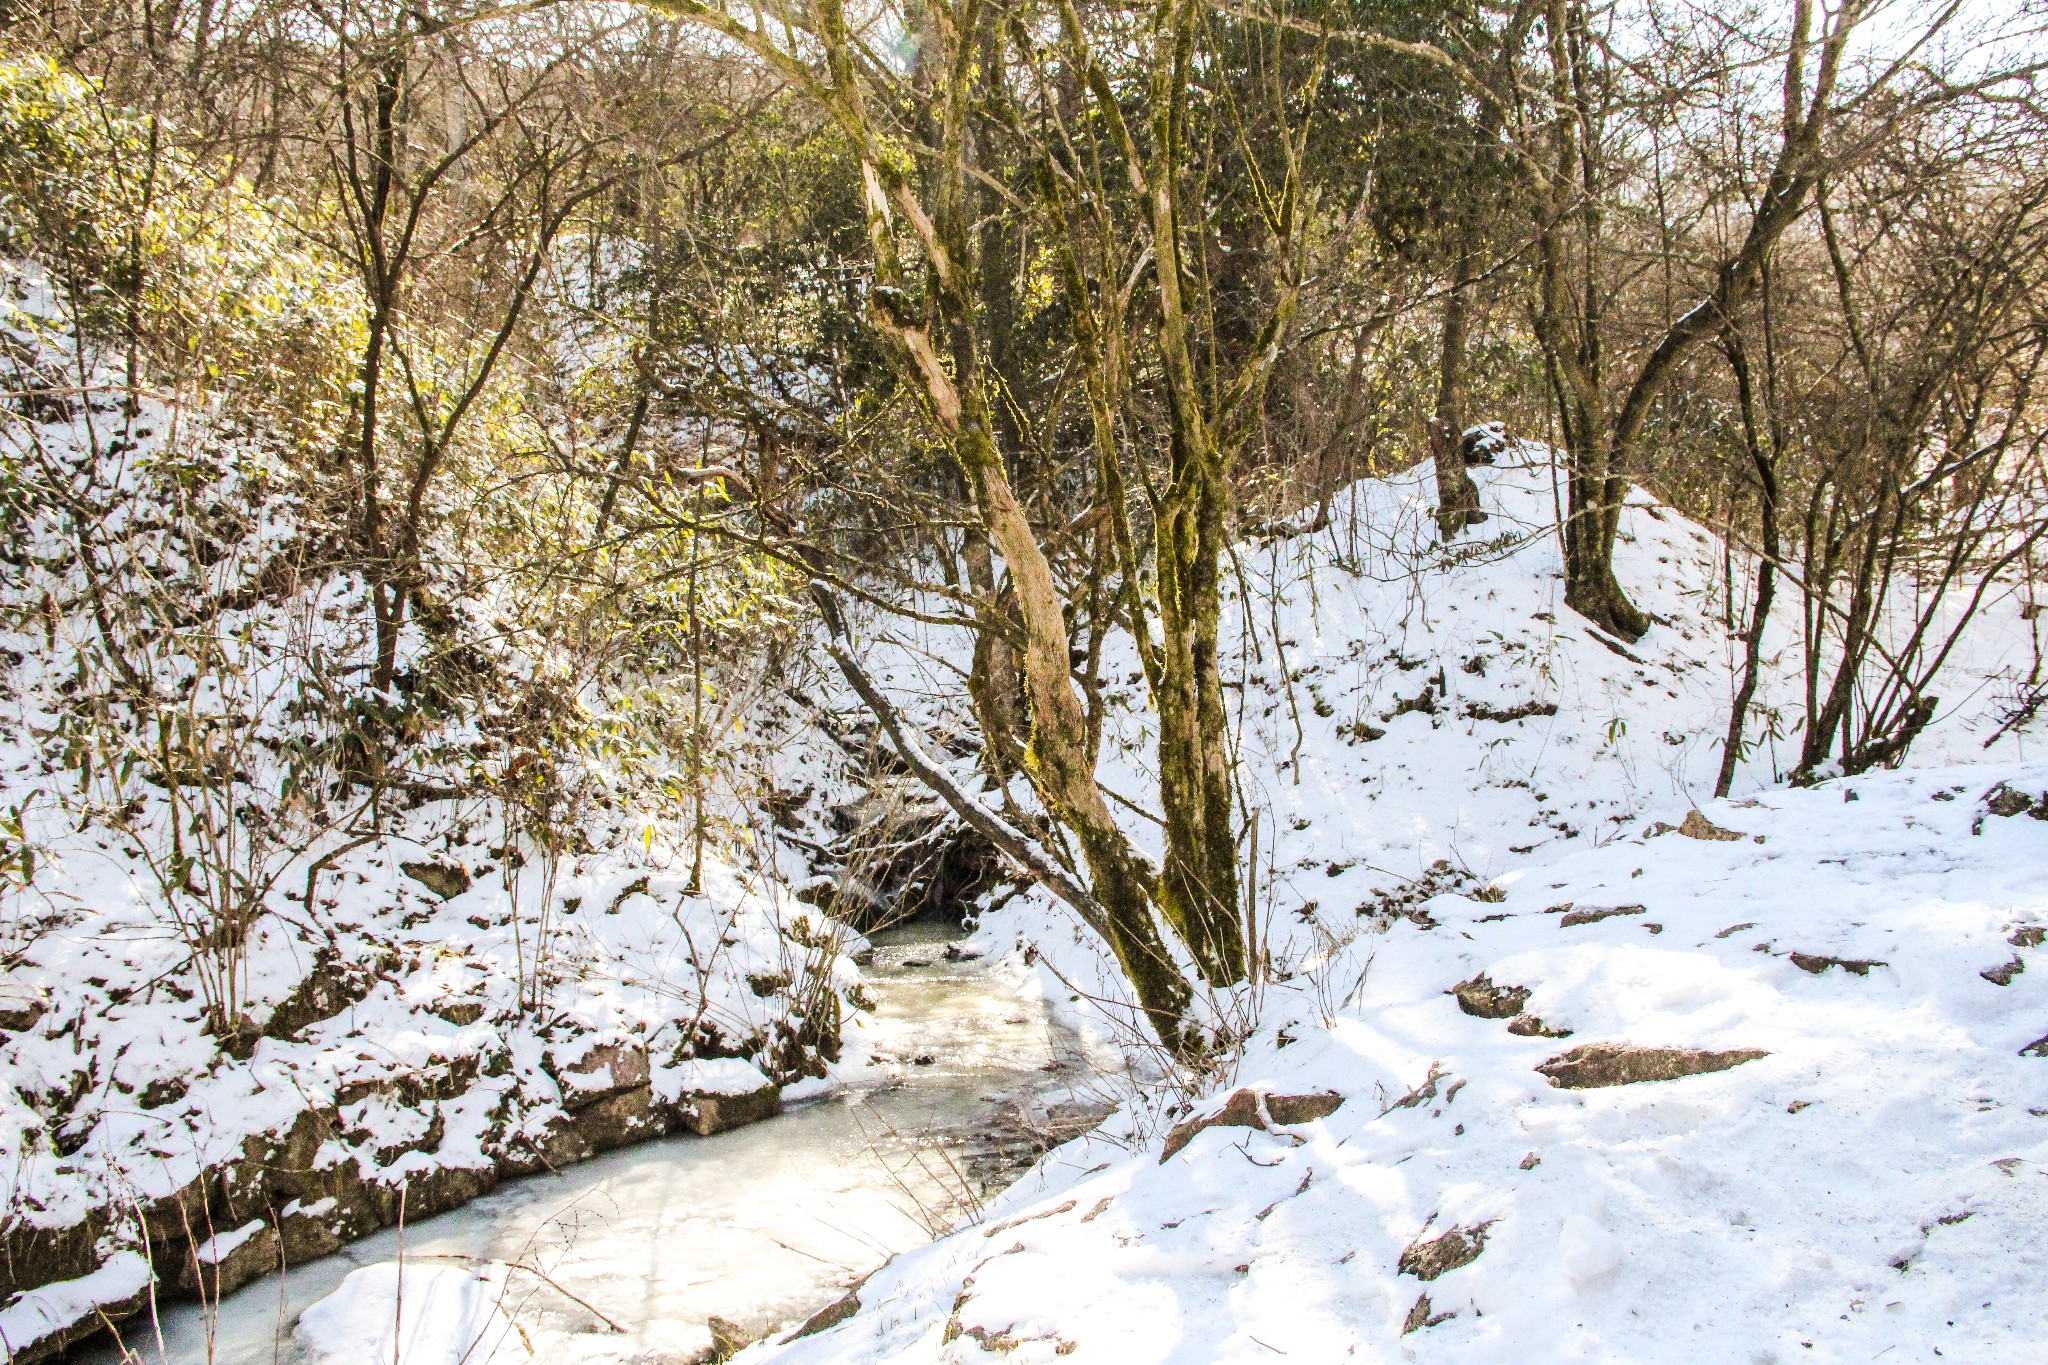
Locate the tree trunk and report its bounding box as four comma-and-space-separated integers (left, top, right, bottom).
955, 417, 1194, 1049
1716, 332, 1779, 797
961, 527, 1027, 784
1153, 442, 1246, 988
1430, 252, 1484, 539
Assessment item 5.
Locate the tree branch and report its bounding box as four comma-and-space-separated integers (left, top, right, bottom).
807, 582, 1115, 942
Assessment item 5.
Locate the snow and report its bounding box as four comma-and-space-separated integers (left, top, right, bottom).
0, 1251, 151, 1355
754, 760, 2048, 1362
6, 216, 2043, 1365
193, 1220, 267, 1266
654, 1056, 775, 1102
726, 452, 2046, 1363
296, 1262, 527, 1364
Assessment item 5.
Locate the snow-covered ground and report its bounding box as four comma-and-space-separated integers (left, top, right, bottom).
6, 237, 2041, 1365
725, 455, 2047, 1362
751, 758, 2048, 1364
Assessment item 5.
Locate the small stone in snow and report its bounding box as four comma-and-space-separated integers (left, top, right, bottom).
400, 860, 471, 900
1449, 974, 1530, 1019
1790, 952, 1887, 976
1981, 959, 2025, 986
1648, 811, 1747, 840
1399, 1221, 1493, 1281
1559, 904, 1644, 928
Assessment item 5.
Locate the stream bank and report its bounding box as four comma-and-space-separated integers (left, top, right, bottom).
66, 920, 1107, 1364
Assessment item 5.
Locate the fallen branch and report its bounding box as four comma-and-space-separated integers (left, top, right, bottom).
807, 581, 1115, 942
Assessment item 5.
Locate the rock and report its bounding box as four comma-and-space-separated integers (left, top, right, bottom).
400, 860, 471, 899
176, 1219, 279, 1299
219, 1107, 335, 1220
503, 1109, 594, 1173
265, 946, 392, 1039
789, 1284, 867, 1340
344, 1098, 446, 1169
137, 1074, 189, 1109
1159, 1088, 1345, 1162
1398, 1221, 1494, 1281
1401, 1292, 1454, 1334
1790, 952, 1886, 976
430, 998, 485, 1025
1461, 699, 1558, 722
1649, 810, 1745, 841
655, 1058, 782, 1137
2011, 925, 2046, 948
214, 1011, 263, 1060
0, 979, 49, 1033
1269, 1092, 1348, 1126
580, 1085, 673, 1152
219, 1114, 384, 1259
492, 1094, 636, 1175
679, 1080, 782, 1137
1507, 1013, 1572, 1038
129, 1176, 216, 1250
1559, 904, 1645, 927
1982, 958, 2026, 986
1537, 1043, 1769, 1089
1982, 782, 2047, 820
1460, 421, 1509, 465
708, 1315, 754, 1360
0, 1249, 153, 1364
271, 1193, 360, 1264
0, 1215, 107, 1302
375, 1163, 498, 1225
1449, 974, 1529, 1019
548, 1040, 651, 1111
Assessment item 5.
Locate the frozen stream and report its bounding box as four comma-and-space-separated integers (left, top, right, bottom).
77, 921, 1101, 1364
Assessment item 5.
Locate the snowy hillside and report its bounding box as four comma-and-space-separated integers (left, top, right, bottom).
727, 453, 2047, 1363
1105, 450, 2033, 898
844, 451, 2035, 1035
0, 261, 854, 1362
753, 759, 2048, 1364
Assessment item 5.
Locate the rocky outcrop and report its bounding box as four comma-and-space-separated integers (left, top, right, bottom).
0, 1048, 789, 1362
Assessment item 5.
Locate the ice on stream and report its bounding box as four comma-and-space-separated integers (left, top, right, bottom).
295, 1263, 523, 1364
82, 922, 1102, 1364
